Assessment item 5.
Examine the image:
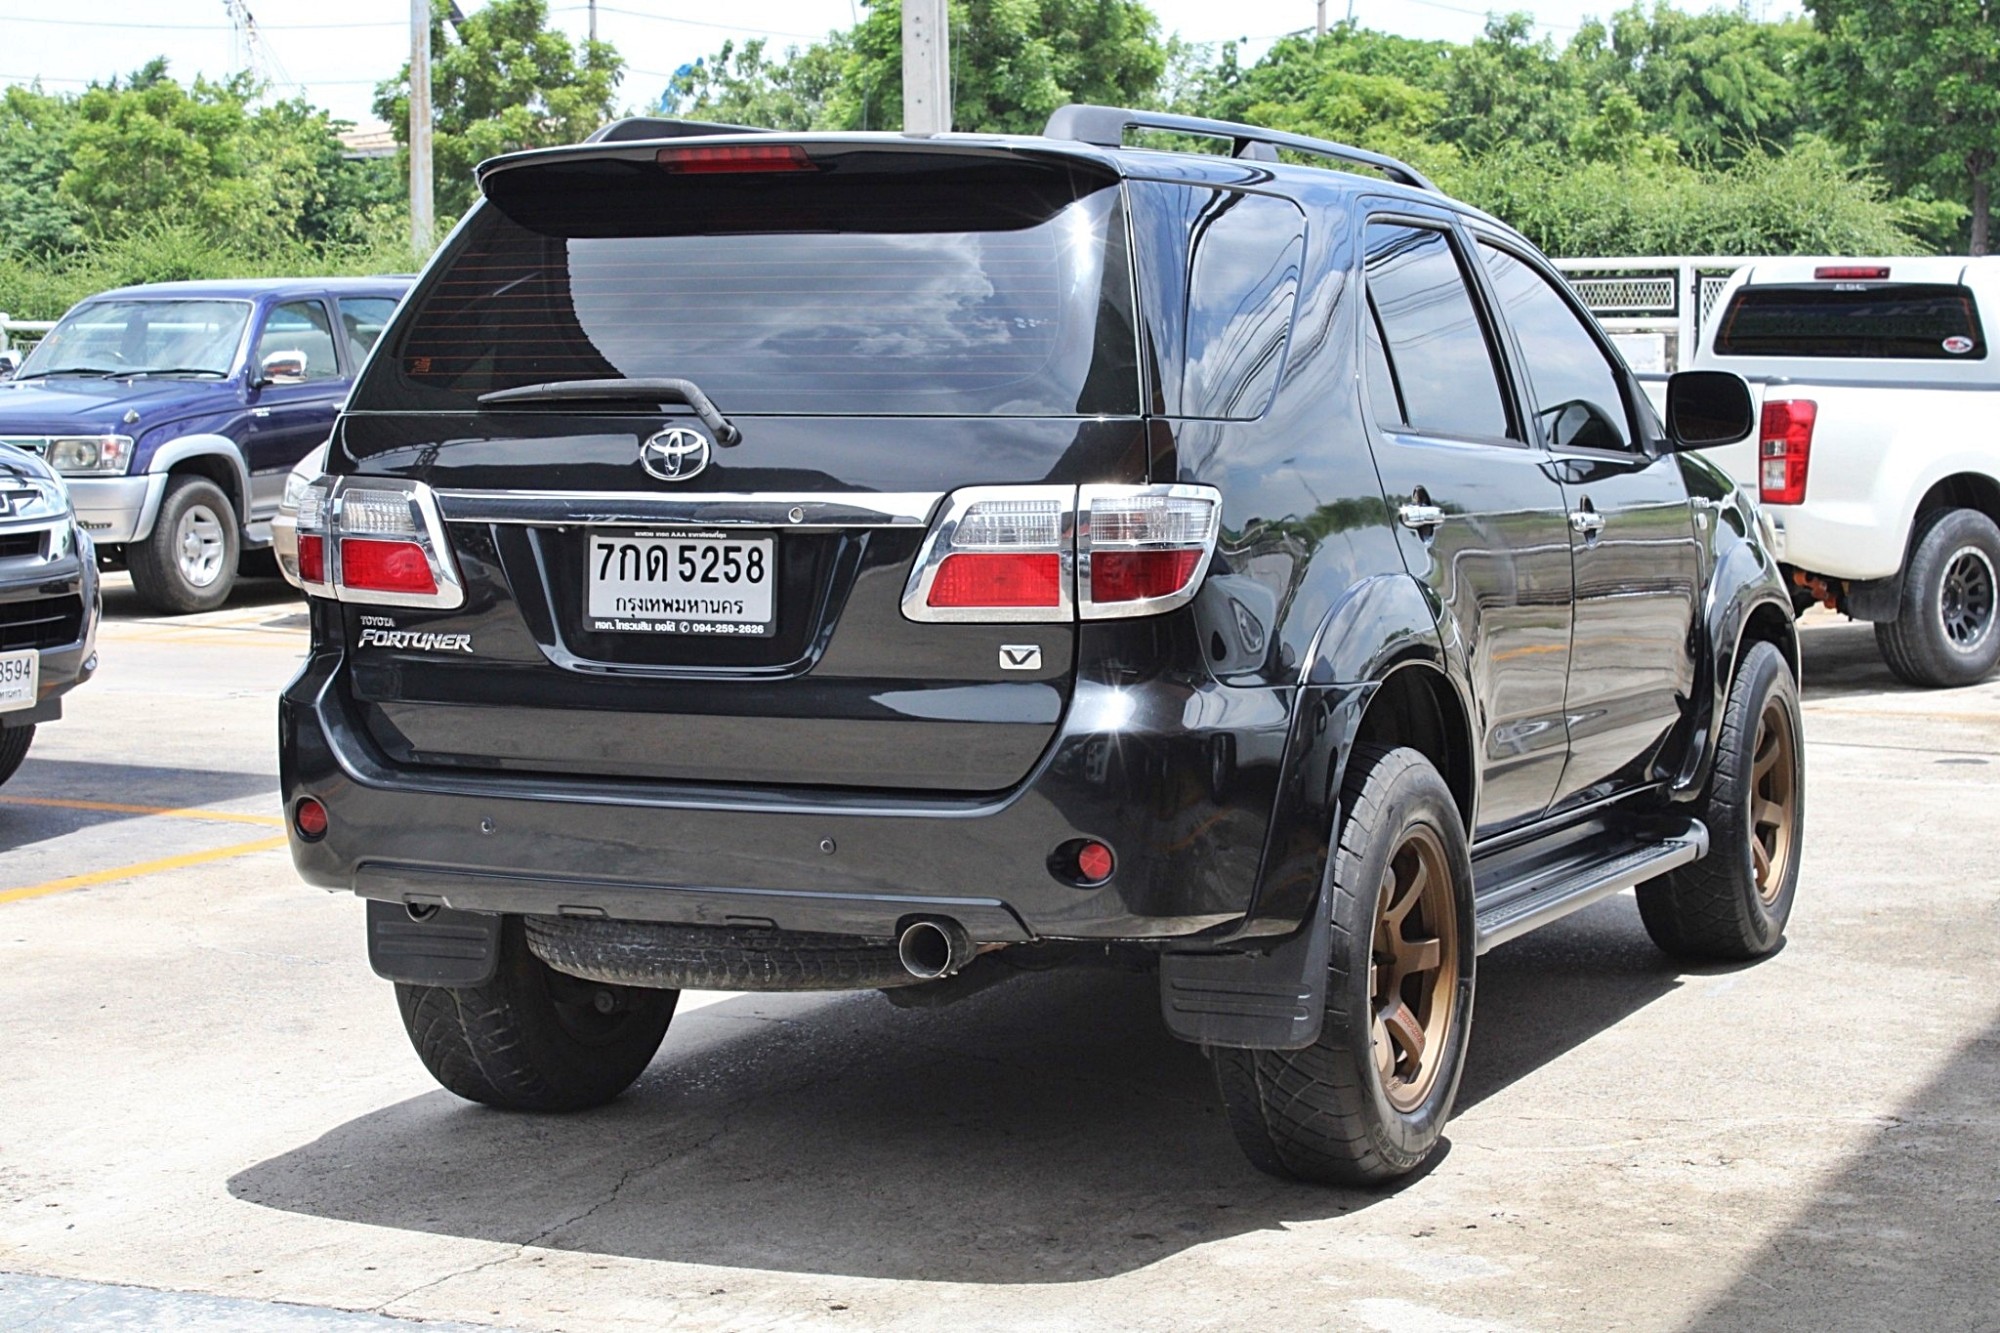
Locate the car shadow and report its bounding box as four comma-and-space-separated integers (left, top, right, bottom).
0, 758, 278, 852
230, 899, 1692, 1283
99, 572, 302, 622
1793, 615, 1926, 701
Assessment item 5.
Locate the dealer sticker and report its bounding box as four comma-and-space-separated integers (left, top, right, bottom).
1943, 336, 1974, 354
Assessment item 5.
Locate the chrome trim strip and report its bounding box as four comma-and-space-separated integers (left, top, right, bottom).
435, 489, 943, 530
900, 485, 1077, 625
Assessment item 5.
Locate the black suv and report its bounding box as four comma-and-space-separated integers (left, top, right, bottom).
281, 107, 1803, 1184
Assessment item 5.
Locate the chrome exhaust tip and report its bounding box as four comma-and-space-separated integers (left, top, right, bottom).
897, 918, 974, 980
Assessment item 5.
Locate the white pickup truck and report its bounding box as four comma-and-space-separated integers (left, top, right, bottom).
1671, 257, 2000, 686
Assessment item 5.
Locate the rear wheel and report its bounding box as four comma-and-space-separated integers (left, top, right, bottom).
395, 916, 677, 1112
1211, 745, 1475, 1185
1637, 640, 1802, 960
128, 475, 239, 615
1875, 508, 2000, 687
0, 726, 33, 787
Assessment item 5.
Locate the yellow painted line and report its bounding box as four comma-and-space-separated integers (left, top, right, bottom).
0, 834, 290, 905
0, 795, 284, 827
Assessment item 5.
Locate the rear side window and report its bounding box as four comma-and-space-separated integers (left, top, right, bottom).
1363, 222, 1510, 440
1716, 284, 1987, 360
339, 297, 399, 366
1183, 192, 1304, 419
354, 151, 1139, 417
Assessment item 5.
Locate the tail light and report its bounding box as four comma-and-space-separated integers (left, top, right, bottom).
1079, 486, 1221, 618
1758, 400, 1816, 506
901, 484, 1221, 623
294, 476, 465, 609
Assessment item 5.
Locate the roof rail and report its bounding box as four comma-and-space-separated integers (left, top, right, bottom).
587, 117, 773, 144
1043, 104, 1438, 193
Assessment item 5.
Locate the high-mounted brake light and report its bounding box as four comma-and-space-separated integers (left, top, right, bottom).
657, 143, 816, 174
1759, 400, 1817, 506
902, 484, 1222, 623
294, 476, 465, 610
1814, 265, 1890, 281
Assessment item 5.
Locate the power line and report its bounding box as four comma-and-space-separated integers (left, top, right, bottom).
0, 12, 401, 30
553, 5, 825, 41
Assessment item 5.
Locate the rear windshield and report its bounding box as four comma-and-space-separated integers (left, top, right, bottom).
351, 150, 1140, 416
1714, 283, 1987, 360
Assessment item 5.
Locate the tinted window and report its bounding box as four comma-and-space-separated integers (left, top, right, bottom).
1363, 223, 1509, 439
339, 297, 399, 366
256, 301, 341, 381
19, 299, 247, 379
1478, 242, 1632, 450
1183, 192, 1304, 419
355, 154, 1138, 416
1716, 284, 1987, 360
1363, 299, 1405, 427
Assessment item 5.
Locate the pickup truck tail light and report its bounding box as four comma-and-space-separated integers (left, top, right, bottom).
1758, 400, 1817, 506
902, 484, 1222, 623
295, 476, 465, 610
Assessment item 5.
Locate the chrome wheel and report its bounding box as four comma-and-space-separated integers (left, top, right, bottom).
1370, 822, 1460, 1113
174, 503, 227, 589
1748, 695, 1799, 905
1938, 545, 1997, 652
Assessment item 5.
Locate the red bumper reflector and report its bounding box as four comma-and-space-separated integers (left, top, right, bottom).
1090, 549, 1202, 604
297, 534, 325, 584
928, 552, 1062, 608
294, 797, 328, 841
1076, 841, 1115, 883
657, 143, 816, 173
340, 538, 438, 595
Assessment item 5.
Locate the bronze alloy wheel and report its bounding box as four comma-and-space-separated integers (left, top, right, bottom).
1749, 696, 1800, 905
1370, 822, 1461, 1113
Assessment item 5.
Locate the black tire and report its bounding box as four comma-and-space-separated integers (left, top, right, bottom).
395, 916, 677, 1112
1637, 641, 1802, 961
524, 916, 914, 991
1211, 745, 1476, 1186
128, 474, 239, 615
0, 725, 33, 787
1875, 508, 2000, 688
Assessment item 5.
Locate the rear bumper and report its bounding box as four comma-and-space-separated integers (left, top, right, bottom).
280, 642, 1333, 948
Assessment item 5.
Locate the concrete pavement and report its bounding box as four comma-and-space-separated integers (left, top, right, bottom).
0, 585, 1993, 1331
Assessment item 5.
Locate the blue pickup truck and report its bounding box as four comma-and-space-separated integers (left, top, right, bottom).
0, 277, 410, 612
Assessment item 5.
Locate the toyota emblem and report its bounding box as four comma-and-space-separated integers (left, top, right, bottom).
639, 427, 712, 482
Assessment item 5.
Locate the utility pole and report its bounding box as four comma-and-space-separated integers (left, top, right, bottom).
1317, 0, 1327, 37
588, 0, 597, 43
409, 0, 434, 255
902, 0, 950, 134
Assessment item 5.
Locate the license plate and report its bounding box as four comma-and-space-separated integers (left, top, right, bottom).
0, 649, 37, 713
585, 529, 776, 637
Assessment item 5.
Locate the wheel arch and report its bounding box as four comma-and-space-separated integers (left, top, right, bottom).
1909, 470, 2000, 534
135, 436, 250, 540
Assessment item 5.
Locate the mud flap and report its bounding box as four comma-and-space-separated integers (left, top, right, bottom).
1158, 882, 1331, 1050
366, 899, 502, 986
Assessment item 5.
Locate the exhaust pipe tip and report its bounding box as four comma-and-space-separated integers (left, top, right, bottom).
898, 918, 974, 981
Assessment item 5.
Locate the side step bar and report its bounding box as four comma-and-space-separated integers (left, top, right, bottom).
1473, 820, 1708, 954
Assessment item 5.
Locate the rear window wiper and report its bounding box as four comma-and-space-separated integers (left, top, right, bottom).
476, 377, 741, 445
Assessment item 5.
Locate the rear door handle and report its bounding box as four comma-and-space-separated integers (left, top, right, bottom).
1569, 509, 1606, 535
1399, 503, 1445, 530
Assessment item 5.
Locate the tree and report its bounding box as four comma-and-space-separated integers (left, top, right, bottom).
669, 0, 1167, 134
374, 0, 622, 218
1810, 0, 2000, 253
0, 86, 83, 256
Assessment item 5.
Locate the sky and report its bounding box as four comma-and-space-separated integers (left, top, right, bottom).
1, 0, 1803, 129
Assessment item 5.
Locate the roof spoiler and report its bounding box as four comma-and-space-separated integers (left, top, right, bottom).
1043, 104, 1438, 192
586, 117, 774, 144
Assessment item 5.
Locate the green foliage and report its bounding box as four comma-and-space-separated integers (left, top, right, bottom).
0, 87, 84, 257
670, 0, 1166, 133
1442, 138, 1930, 257
375, 0, 622, 216
1809, 0, 2000, 251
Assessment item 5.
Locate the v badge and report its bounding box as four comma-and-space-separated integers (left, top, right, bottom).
999, 644, 1043, 671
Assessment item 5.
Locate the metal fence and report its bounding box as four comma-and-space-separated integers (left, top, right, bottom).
0, 314, 55, 357
1553, 257, 1759, 372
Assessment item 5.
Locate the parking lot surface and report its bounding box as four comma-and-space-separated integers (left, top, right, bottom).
0, 581, 1994, 1332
